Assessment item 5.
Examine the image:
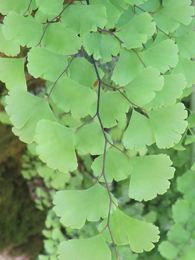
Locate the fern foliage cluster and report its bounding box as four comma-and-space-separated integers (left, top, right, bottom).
0, 0, 195, 259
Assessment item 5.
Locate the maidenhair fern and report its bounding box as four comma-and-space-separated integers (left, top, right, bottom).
0, 0, 195, 259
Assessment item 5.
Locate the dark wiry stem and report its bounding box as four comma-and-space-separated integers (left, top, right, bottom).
86, 1, 119, 259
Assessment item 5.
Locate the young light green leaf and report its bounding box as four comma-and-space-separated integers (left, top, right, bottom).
154, 0, 194, 33
125, 67, 164, 106
42, 23, 82, 55
123, 110, 154, 150
101, 209, 159, 253
176, 31, 195, 59
177, 170, 195, 200
58, 235, 111, 260
51, 76, 96, 118
140, 39, 179, 73
90, 0, 122, 28
0, 58, 26, 90
116, 12, 156, 49
149, 103, 188, 148
3, 12, 43, 47
173, 57, 195, 87
75, 121, 105, 155
0, 25, 20, 56
61, 4, 107, 35
145, 73, 186, 109
158, 241, 179, 260
68, 58, 98, 87
27, 47, 68, 82
129, 154, 175, 201
53, 184, 110, 228
112, 49, 143, 86
92, 148, 131, 182
5, 89, 55, 143
35, 0, 63, 17
0, 0, 33, 15
35, 119, 77, 173
97, 91, 129, 128
83, 32, 120, 63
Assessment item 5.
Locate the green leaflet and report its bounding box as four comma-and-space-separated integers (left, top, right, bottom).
0, 25, 20, 56
51, 76, 97, 118
140, 39, 179, 73
177, 170, 195, 200
158, 241, 179, 260
42, 23, 82, 55
149, 103, 188, 148
35, 0, 63, 17
53, 183, 110, 228
83, 32, 120, 63
125, 67, 164, 106
91, 91, 129, 128
58, 235, 111, 260
75, 121, 105, 155
0, 0, 34, 15
123, 110, 154, 150
35, 119, 77, 173
61, 4, 107, 35
129, 154, 175, 201
100, 209, 159, 253
154, 0, 194, 33
5, 89, 55, 143
68, 58, 98, 87
0, 58, 26, 90
145, 73, 186, 109
90, 0, 123, 28
27, 47, 68, 82
2, 12, 43, 47
37, 165, 70, 190
176, 31, 195, 59
123, 103, 187, 149
174, 57, 195, 87
92, 148, 131, 182
116, 12, 156, 49
112, 49, 143, 86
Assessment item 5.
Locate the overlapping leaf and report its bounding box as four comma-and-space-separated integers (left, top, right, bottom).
112, 49, 143, 86
129, 154, 175, 201
0, 58, 26, 90
42, 23, 82, 55
75, 121, 105, 155
36, 0, 63, 17
58, 235, 111, 260
154, 0, 194, 33
100, 209, 159, 253
123, 103, 187, 149
53, 184, 110, 228
123, 110, 154, 150
140, 39, 179, 73
92, 148, 131, 182
0, 25, 20, 56
2, 12, 43, 47
145, 73, 186, 109
83, 32, 120, 63
27, 47, 68, 81
35, 119, 77, 173
116, 12, 156, 49
125, 67, 164, 106
61, 4, 107, 35
51, 76, 96, 118
5, 89, 55, 143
